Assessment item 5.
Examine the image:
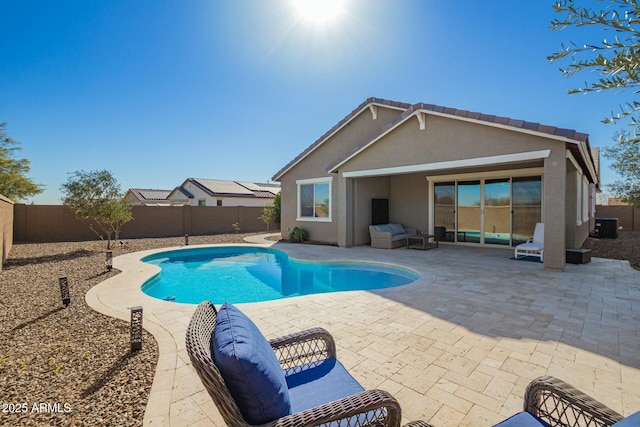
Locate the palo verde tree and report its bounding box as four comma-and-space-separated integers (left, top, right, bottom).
604, 130, 640, 207
60, 170, 133, 249
548, 0, 640, 136
0, 122, 44, 201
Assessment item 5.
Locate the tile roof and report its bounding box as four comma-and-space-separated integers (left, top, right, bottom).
272, 97, 410, 181
273, 97, 594, 182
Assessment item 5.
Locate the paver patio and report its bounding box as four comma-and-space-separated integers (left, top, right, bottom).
86, 235, 640, 427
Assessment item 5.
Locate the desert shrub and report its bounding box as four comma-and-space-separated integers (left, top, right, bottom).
288, 227, 309, 243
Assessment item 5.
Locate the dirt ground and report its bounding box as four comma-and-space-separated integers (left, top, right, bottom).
582, 230, 640, 270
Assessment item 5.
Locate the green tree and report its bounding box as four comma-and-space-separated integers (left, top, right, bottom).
259, 203, 277, 232
60, 170, 133, 249
604, 130, 640, 207
273, 192, 281, 223
548, 0, 640, 132
0, 122, 44, 201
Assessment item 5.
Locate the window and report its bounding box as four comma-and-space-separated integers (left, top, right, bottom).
198, 199, 206, 207
216, 200, 223, 206
582, 176, 589, 222
297, 177, 332, 221
576, 172, 582, 226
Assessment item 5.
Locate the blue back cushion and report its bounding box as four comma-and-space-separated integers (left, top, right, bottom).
212, 303, 291, 424
613, 411, 640, 427
493, 412, 552, 427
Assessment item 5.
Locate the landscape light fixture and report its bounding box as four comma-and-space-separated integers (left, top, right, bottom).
130, 306, 143, 352
106, 250, 113, 271
185, 234, 189, 246
59, 276, 70, 306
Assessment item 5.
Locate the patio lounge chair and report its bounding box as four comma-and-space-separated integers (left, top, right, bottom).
186, 301, 432, 427
514, 222, 544, 262
493, 376, 639, 427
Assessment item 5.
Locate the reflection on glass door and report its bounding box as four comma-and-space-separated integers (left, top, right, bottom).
457, 181, 481, 243
484, 179, 511, 245
512, 177, 542, 245
434, 182, 455, 242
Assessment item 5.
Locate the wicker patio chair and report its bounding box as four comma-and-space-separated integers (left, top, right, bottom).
186, 301, 432, 427
495, 376, 627, 427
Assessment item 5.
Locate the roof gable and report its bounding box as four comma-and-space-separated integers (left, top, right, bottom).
271, 97, 409, 181
319, 100, 596, 184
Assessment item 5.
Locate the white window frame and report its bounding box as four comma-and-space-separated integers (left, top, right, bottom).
582, 176, 589, 222
576, 172, 583, 226
296, 177, 332, 222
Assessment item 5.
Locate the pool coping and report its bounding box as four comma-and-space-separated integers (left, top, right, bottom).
85, 242, 276, 426
86, 236, 640, 425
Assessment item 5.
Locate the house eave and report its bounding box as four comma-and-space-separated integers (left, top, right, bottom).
328, 107, 598, 184
272, 98, 409, 182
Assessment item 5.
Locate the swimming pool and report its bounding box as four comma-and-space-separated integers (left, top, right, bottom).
141, 246, 419, 304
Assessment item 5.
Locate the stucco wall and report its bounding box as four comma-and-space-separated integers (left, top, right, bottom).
389, 173, 429, 232
0, 195, 14, 271
353, 176, 390, 245
279, 105, 402, 243
342, 115, 558, 172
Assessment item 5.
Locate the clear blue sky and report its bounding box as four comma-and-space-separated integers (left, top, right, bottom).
1, 0, 630, 204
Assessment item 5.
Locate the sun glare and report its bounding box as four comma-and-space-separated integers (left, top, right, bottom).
292, 0, 345, 25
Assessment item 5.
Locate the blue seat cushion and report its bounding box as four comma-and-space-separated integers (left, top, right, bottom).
613, 411, 640, 427
212, 303, 291, 424
493, 412, 552, 427
285, 358, 365, 414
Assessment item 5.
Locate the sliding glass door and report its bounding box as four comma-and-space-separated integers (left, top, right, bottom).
512, 177, 542, 246
457, 181, 481, 243
434, 182, 455, 242
432, 175, 542, 246
484, 179, 511, 245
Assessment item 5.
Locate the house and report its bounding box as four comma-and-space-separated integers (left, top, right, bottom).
167, 178, 280, 207
272, 97, 600, 271
124, 189, 173, 206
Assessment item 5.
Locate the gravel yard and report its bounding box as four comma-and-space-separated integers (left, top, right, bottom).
582, 230, 640, 270
0, 233, 251, 427
0, 231, 638, 426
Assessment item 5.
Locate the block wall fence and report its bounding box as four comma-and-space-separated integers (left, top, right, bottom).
595, 205, 639, 232
12, 204, 277, 243
0, 195, 14, 271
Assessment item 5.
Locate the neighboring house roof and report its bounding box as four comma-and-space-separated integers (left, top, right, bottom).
167, 186, 195, 200
183, 178, 280, 199
273, 97, 598, 186
127, 189, 173, 204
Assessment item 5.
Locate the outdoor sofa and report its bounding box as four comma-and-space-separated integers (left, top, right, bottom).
369, 223, 416, 249
186, 301, 431, 427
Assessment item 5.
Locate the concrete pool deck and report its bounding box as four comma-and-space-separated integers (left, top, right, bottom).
85, 234, 640, 426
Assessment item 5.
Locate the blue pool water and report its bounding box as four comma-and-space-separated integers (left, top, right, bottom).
141, 246, 419, 304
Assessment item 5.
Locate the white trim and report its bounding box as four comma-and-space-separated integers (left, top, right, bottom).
296, 177, 333, 222
566, 149, 581, 171
576, 172, 583, 226
369, 105, 378, 120
426, 167, 544, 183
296, 176, 333, 185
416, 112, 426, 130
273, 101, 405, 181
328, 107, 599, 185
342, 150, 551, 178
582, 175, 589, 222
